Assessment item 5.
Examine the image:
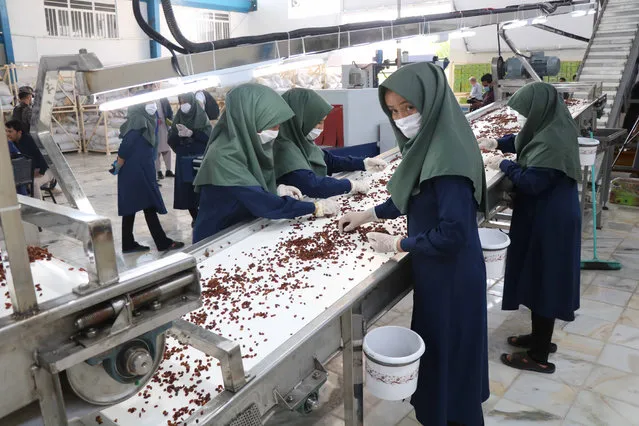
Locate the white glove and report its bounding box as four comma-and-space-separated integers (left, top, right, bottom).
367, 232, 402, 253
338, 208, 377, 232
477, 138, 498, 151
349, 180, 370, 195
176, 123, 193, 138
485, 156, 504, 170
314, 199, 340, 217
277, 184, 303, 200
364, 157, 388, 173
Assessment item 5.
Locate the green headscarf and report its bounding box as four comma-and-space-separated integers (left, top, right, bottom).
379, 63, 485, 214
508, 82, 581, 182
193, 83, 295, 193
171, 92, 213, 136
274, 88, 333, 178
119, 103, 156, 146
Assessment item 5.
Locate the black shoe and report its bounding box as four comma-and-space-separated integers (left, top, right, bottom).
165, 170, 175, 178
161, 241, 185, 252
157, 171, 164, 180
122, 243, 150, 254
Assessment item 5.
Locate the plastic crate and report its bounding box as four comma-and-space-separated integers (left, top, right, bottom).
12, 157, 33, 186
609, 178, 639, 207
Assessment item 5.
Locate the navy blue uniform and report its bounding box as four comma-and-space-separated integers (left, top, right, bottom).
117, 130, 167, 217
193, 185, 316, 243
497, 135, 581, 321
276, 151, 365, 198
376, 176, 489, 426
168, 130, 208, 211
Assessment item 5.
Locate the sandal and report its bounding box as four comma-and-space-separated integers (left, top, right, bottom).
122, 243, 150, 254
500, 352, 556, 374
508, 335, 557, 353
162, 241, 185, 253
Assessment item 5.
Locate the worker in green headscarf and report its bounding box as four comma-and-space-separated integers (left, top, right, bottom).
274, 88, 387, 198
192, 83, 340, 243
483, 82, 581, 375
167, 92, 213, 224
115, 103, 184, 254
338, 63, 489, 426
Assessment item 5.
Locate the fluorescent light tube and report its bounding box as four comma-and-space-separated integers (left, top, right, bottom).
448, 29, 476, 39
99, 76, 221, 111
252, 58, 325, 78
531, 15, 548, 24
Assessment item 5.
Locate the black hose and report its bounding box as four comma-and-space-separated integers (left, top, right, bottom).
132, 0, 188, 55
160, 0, 584, 54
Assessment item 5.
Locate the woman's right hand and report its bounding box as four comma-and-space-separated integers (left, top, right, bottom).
314, 199, 340, 217
338, 208, 377, 232
477, 138, 498, 151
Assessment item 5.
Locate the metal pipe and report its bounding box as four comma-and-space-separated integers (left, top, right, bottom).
532, 23, 590, 43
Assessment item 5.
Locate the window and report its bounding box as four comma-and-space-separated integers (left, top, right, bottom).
196, 12, 231, 42
44, 0, 118, 39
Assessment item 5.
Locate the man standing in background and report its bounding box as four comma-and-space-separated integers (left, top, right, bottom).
468, 76, 484, 112
12, 86, 34, 134
156, 97, 175, 180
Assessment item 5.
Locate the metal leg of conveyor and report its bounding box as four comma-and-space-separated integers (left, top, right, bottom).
31, 366, 68, 425
341, 305, 364, 426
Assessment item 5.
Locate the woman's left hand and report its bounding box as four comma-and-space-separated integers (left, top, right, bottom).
367, 232, 403, 253
364, 157, 388, 173
176, 124, 194, 138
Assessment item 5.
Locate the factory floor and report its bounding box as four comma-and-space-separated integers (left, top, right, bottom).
46, 153, 639, 426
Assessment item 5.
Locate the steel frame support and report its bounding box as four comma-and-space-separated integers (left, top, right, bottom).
341, 305, 364, 426
0, 0, 15, 64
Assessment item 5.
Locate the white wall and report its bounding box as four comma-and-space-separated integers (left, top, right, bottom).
7, 0, 150, 66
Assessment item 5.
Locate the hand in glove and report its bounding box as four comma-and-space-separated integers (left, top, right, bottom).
338, 208, 377, 232
108, 157, 124, 175
364, 157, 388, 173
176, 123, 194, 138
367, 232, 403, 253
485, 156, 504, 170
349, 180, 370, 195
477, 138, 498, 151
314, 199, 340, 217
277, 184, 303, 200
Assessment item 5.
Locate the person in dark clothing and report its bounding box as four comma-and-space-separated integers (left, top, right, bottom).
116, 103, 184, 254
195, 90, 220, 121
480, 74, 495, 107
12, 87, 34, 134
339, 63, 488, 426
156, 98, 175, 179
168, 93, 213, 223
482, 82, 581, 374
5, 119, 55, 199
274, 88, 386, 199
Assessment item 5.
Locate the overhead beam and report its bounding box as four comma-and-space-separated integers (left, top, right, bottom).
532, 23, 590, 43
170, 0, 256, 12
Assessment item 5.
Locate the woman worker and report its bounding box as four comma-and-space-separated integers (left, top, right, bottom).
116, 103, 184, 253
481, 82, 581, 374
192, 83, 340, 243
168, 93, 213, 223
339, 63, 488, 426
274, 88, 387, 198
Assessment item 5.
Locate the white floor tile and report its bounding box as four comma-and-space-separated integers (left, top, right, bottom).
597, 343, 639, 374
556, 333, 605, 363
503, 374, 576, 418
582, 285, 632, 307
575, 300, 624, 323
562, 315, 615, 342
486, 399, 562, 425
609, 324, 639, 351
565, 390, 639, 426
585, 366, 639, 406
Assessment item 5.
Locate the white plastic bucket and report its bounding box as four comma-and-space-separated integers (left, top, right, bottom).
363, 326, 425, 401
578, 137, 600, 166
478, 228, 511, 279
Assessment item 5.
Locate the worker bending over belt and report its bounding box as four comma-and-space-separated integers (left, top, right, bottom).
339, 63, 488, 426
168, 93, 213, 224
192, 83, 339, 243
274, 88, 387, 198
116, 104, 184, 254
481, 82, 581, 374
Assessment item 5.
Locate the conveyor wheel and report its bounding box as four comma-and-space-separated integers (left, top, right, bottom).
65, 332, 166, 405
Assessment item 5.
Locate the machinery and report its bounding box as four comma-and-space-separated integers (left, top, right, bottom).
0, 1, 605, 425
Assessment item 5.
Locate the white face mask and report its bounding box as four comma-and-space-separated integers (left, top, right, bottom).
195, 92, 206, 108
516, 113, 527, 128
145, 103, 158, 116
306, 128, 323, 141
394, 112, 422, 139
180, 103, 192, 114
258, 129, 279, 144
